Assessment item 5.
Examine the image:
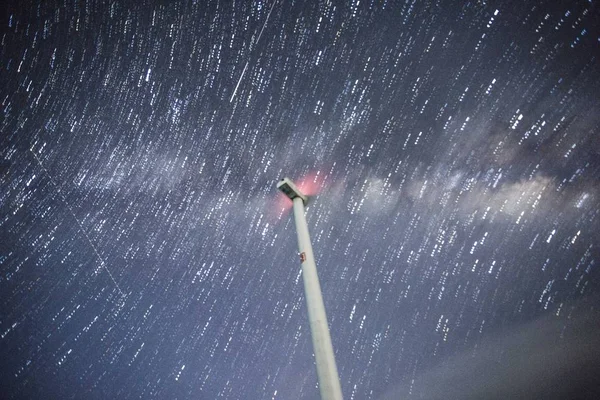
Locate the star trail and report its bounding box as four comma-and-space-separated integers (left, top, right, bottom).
1, 1, 599, 399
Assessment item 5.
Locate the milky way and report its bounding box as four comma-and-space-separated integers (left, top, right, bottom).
1, 1, 599, 399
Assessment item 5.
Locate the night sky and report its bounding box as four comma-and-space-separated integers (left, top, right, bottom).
2, 0, 600, 399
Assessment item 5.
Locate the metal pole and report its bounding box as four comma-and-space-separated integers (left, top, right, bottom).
292, 196, 343, 400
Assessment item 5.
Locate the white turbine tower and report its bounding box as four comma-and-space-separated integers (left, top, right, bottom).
277, 178, 343, 400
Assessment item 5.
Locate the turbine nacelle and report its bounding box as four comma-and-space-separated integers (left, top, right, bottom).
277, 177, 308, 205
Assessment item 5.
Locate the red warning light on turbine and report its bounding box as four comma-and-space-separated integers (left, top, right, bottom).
299, 252, 307, 263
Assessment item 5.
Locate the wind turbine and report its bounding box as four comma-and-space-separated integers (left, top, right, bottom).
277, 177, 343, 400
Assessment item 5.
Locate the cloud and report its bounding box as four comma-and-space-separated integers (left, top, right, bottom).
380, 302, 600, 400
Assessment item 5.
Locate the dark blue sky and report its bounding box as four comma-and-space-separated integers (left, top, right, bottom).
1, 1, 599, 399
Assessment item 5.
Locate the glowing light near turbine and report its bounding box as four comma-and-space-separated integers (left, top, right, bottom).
271, 170, 326, 222
296, 171, 325, 197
